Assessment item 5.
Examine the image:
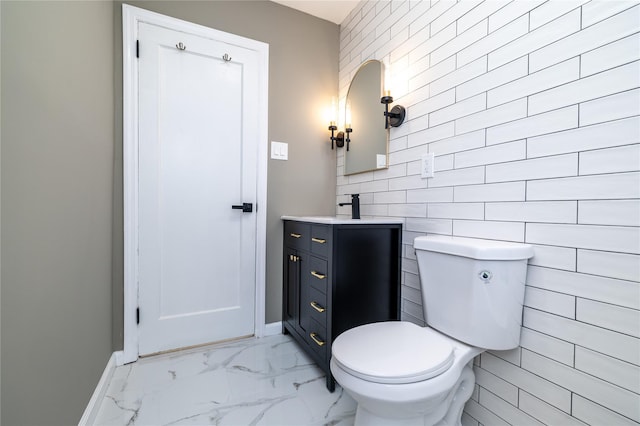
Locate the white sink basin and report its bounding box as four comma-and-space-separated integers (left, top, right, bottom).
281, 215, 403, 225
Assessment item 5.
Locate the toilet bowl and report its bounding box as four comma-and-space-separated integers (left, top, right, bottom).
330, 235, 534, 426
331, 321, 482, 426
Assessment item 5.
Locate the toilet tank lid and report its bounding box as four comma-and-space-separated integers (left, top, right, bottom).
414, 235, 534, 260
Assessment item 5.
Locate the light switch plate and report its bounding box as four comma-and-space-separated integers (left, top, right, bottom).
421, 153, 435, 178
271, 141, 288, 160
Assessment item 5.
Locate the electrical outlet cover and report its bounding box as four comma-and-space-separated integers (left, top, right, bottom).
421, 153, 435, 178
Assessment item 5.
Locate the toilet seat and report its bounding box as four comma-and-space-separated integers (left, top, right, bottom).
331, 321, 454, 384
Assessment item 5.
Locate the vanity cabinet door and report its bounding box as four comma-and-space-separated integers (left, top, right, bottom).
283, 248, 300, 331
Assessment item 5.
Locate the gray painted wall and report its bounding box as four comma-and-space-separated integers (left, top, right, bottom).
1, 1, 114, 425
1, 1, 339, 424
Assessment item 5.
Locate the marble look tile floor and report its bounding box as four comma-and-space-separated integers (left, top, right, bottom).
93, 334, 356, 425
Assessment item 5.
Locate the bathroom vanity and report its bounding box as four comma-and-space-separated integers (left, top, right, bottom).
281, 216, 402, 391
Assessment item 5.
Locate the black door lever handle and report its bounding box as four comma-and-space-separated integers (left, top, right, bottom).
231, 202, 253, 213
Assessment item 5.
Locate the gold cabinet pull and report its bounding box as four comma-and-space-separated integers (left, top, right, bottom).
290, 233, 302, 238
310, 271, 326, 280
310, 301, 325, 313
310, 332, 325, 346
289, 255, 299, 262
311, 237, 326, 244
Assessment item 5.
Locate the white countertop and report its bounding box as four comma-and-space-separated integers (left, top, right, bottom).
281, 215, 404, 225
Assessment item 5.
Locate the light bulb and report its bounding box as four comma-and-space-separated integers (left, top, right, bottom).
383, 59, 392, 96
330, 96, 337, 126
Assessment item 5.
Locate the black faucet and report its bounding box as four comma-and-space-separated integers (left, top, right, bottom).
339, 194, 360, 219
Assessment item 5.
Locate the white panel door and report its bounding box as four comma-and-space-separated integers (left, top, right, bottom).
138, 22, 258, 355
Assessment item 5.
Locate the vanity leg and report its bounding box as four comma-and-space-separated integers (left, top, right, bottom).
326, 374, 336, 392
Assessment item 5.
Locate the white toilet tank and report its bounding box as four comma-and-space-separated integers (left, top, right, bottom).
414, 235, 534, 350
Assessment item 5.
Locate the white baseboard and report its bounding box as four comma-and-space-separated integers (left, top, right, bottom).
78, 351, 118, 426
114, 349, 126, 366
264, 321, 283, 336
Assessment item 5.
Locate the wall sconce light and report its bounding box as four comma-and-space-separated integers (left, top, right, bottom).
327, 96, 353, 150
380, 90, 405, 129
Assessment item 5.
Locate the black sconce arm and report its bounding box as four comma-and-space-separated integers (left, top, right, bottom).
381, 95, 406, 129
329, 124, 345, 149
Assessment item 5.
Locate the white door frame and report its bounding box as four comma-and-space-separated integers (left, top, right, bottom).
121, 4, 269, 365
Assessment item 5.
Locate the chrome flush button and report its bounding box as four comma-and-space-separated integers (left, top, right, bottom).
478, 270, 492, 283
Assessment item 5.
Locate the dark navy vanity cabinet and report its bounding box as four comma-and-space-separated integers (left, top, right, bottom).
282, 217, 402, 391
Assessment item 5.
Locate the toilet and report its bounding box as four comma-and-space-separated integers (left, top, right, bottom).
330, 235, 534, 426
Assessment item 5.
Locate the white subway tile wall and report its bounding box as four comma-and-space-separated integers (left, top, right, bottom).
337, 1, 640, 424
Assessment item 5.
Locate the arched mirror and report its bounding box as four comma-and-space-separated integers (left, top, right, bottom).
344, 60, 387, 175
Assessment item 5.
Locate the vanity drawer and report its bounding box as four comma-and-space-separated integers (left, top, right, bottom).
284, 221, 310, 251
310, 225, 330, 257
306, 285, 328, 328
305, 321, 328, 360
299, 280, 326, 333
308, 256, 328, 294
